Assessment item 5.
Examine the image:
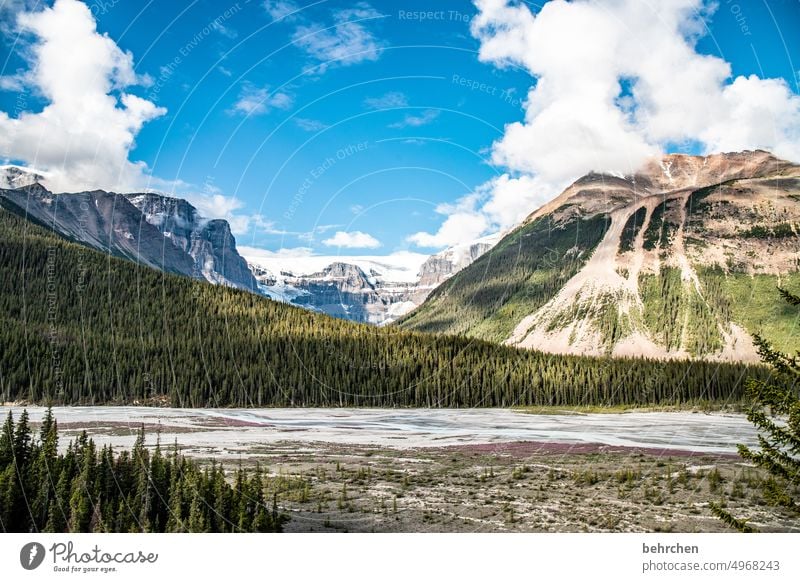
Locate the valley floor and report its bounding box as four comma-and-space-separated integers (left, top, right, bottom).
255, 440, 799, 533
7, 407, 798, 533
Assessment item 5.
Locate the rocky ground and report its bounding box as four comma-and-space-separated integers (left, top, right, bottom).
241, 440, 800, 533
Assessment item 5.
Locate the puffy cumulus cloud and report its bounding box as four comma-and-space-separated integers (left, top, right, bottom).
322, 230, 381, 249
0, 0, 166, 193
412, 0, 800, 249
473, 0, 800, 175
408, 176, 553, 248
408, 212, 488, 248
480, 174, 554, 228
700, 75, 800, 162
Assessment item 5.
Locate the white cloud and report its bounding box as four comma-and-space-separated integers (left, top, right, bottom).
0, 0, 166, 193
471, 0, 800, 178
389, 109, 439, 129
700, 75, 800, 161
211, 20, 237, 39
186, 188, 281, 236
0, 0, 36, 33
412, 0, 800, 249
294, 117, 329, 132
323, 230, 381, 248
263, 0, 300, 21
239, 245, 314, 261
408, 212, 488, 248
297, 223, 341, 241
292, 4, 385, 71
0, 73, 25, 91
408, 194, 490, 248
230, 83, 293, 116
364, 91, 407, 109
480, 174, 554, 228
408, 175, 558, 249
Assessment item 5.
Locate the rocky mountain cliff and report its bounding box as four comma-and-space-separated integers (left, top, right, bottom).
399, 151, 800, 361
0, 177, 256, 291
125, 193, 256, 289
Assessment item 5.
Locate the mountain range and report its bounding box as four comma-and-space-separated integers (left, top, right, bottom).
0, 165, 495, 325
245, 233, 499, 325
3, 151, 797, 364
0, 197, 751, 407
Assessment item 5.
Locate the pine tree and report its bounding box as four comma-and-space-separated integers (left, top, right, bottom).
187, 491, 209, 533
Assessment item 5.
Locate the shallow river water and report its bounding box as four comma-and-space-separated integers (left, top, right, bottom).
3, 407, 759, 455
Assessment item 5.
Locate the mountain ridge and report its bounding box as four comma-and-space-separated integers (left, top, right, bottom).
399, 150, 800, 361
0, 176, 257, 291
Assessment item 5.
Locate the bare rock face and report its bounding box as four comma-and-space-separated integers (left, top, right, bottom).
125, 193, 199, 253
125, 193, 256, 290
401, 150, 800, 362
0, 184, 256, 290
293, 263, 393, 322
253, 262, 418, 325
190, 219, 257, 290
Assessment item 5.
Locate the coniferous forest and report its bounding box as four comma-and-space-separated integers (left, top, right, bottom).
0, 409, 286, 532
0, 207, 761, 407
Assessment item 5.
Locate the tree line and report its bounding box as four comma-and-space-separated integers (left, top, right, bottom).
0, 408, 286, 532
0, 207, 761, 407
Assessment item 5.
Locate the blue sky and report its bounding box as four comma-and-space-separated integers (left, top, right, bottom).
1, 0, 799, 258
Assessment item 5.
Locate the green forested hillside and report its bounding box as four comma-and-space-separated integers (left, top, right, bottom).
398, 214, 610, 342
0, 208, 756, 407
